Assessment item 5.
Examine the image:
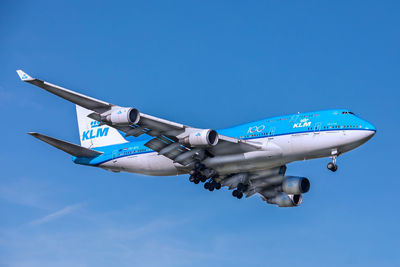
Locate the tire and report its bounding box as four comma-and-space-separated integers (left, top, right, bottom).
215, 183, 221, 190
237, 192, 243, 199
332, 165, 338, 172
189, 175, 195, 183
204, 182, 210, 189
327, 162, 338, 172
232, 190, 239, 197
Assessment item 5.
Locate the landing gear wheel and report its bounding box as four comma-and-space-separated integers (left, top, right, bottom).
327, 162, 338, 172
189, 175, 195, 183
200, 176, 207, 183
237, 192, 243, 199
194, 179, 200, 184
208, 185, 214, 192
232, 190, 239, 197
204, 182, 210, 190
215, 183, 221, 190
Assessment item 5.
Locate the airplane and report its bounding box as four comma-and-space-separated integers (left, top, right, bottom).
17, 70, 376, 207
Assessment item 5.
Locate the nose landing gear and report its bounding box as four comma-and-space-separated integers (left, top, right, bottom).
327, 154, 338, 172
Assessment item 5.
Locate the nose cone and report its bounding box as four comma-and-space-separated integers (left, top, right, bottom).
365, 129, 376, 140
364, 121, 376, 132
360, 120, 376, 142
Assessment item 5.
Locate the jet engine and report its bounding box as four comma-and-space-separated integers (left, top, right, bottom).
282, 176, 310, 195
181, 129, 219, 147
266, 193, 302, 207
104, 107, 140, 125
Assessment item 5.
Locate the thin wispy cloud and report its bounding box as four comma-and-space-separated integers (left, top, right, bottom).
0, 177, 49, 209
28, 203, 84, 226
105, 217, 192, 241
0, 214, 214, 267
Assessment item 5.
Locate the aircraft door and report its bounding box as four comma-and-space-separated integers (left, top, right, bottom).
111, 150, 121, 171
268, 127, 276, 140
112, 150, 118, 163
314, 122, 322, 134
290, 114, 299, 123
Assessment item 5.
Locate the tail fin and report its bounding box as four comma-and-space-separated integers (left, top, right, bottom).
76, 105, 127, 148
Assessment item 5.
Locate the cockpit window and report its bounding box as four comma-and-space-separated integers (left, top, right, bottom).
341, 111, 355, 115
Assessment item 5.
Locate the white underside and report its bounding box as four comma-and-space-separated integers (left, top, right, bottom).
100, 130, 375, 176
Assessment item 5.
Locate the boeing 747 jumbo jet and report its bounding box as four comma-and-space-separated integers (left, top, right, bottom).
17, 70, 376, 207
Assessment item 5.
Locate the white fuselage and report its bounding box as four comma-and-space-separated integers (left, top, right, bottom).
100, 129, 375, 176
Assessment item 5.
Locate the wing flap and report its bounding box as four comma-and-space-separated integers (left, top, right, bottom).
28, 132, 103, 158
145, 138, 171, 152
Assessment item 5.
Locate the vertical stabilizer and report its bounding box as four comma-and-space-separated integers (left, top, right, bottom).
76, 105, 128, 148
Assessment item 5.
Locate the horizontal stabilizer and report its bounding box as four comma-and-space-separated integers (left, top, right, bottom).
28, 132, 103, 158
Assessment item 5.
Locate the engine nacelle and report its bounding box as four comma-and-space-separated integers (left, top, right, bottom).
104, 107, 140, 125
266, 193, 302, 207
282, 176, 310, 195
181, 129, 219, 147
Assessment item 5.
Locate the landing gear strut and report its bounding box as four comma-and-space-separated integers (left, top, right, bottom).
327, 155, 338, 172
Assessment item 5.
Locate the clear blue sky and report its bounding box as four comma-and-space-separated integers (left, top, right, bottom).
1, 1, 399, 266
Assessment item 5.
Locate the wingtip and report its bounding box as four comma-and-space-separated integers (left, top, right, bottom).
16, 70, 34, 81
27, 132, 38, 136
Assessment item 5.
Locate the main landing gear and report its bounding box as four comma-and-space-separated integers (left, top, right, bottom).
232, 183, 248, 199
204, 180, 221, 191
189, 162, 221, 192
189, 163, 248, 200
327, 154, 338, 172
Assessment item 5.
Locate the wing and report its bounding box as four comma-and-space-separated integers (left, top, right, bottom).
17, 70, 260, 166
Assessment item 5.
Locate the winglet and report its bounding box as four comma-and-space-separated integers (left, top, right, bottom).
16, 70, 34, 81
